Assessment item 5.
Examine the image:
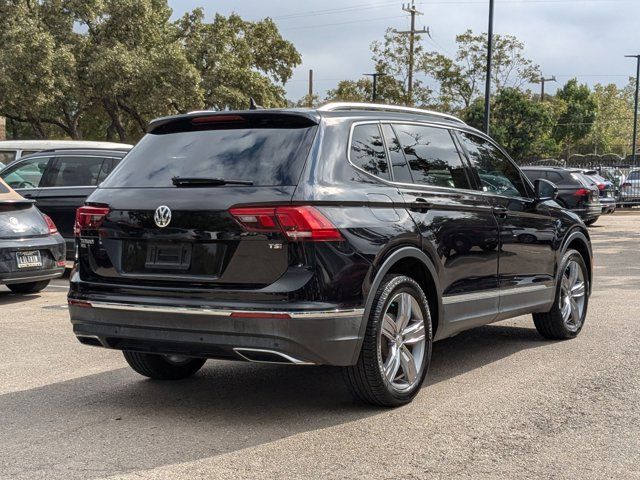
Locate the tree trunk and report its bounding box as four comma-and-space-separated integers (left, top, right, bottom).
103, 97, 126, 142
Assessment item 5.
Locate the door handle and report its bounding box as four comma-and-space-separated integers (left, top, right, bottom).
21, 193, 34, 198
493, 206, 508, 218
413, 198, 431, 209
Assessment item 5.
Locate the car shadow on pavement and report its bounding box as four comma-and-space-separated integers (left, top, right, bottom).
0, 322, 550, 480
0, 290, 43, 306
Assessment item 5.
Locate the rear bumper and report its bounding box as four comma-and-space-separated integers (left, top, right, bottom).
68, 299, 365, 366
599, 198, 616, 214
0, 268, 64, 285
572, 204, 601, 222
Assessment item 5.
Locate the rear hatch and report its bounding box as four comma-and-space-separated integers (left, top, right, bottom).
77, 111, 319, 289
0, 178, 49, 239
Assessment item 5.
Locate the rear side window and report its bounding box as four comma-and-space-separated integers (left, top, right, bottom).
394, 124, 469, 189
350, 124, 390, 180
102, 115, 317, 188
523, 170, 544, 181
628, 171, 640, 181
546, 171, 564, 183
0, 151, 16, 165
45, 157, 105, 187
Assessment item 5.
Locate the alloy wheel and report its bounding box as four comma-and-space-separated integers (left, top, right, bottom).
560, 260, 586, 332
379, 292, 427, 392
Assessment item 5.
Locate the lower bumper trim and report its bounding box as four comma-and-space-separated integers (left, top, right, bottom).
79, 300, 365, 320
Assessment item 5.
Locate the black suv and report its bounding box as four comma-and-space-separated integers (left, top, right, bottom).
68, 103, 592, 407
521, 166, 601, 225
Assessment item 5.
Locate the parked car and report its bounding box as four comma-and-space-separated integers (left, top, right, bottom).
0, 177, 65, 293
521, 166, 601, 225
68, 103, 593, 407
0, 140, 132, 168
0, 148, 129, 260
620, 169, 640, 206
572, 169, 616, 215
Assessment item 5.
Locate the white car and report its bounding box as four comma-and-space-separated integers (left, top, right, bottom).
0, 140, 132, 167
620, 169, 640, 205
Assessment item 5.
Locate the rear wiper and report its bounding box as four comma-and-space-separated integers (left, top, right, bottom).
171, 177, 253, 187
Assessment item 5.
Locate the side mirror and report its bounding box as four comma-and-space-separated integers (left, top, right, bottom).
534, 178, 558, 201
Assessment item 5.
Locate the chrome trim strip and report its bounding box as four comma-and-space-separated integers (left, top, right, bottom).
442, 285, 552, 305
83, 301, 364, 319
233, 348, 314, 365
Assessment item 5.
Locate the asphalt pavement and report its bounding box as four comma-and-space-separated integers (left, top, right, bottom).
0, 214, 638, 479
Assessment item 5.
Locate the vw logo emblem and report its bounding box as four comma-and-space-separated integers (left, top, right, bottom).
154, 205, 172, 228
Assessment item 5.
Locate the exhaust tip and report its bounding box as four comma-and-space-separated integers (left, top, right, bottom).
233, 348, 313, 365
76, 335, 104, 347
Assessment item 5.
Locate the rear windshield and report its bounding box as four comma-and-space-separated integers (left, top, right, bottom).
102, 116, 317, 188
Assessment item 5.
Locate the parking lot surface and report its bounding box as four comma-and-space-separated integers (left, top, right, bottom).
1, 214, 639, 480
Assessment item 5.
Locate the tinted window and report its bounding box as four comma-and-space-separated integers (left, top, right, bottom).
96, 158, 121, 183
1, 157, 50, 189
46, 157, 105, 187
523, 170, 544, 181
381, 124, 412, 183
459, 133, 528, 198
0, 151, 16, 166
103, 121, 317, 188
546, 171, 563, 183
628, 171, 640, 181
395, 124, 469, 189
350, 124, 390, 180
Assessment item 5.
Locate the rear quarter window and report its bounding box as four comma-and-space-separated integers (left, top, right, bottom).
349, 124, 390, 180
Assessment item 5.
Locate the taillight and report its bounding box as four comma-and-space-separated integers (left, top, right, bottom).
229, 206, 343, 242
75, 205, 110, 236
43, 214, 58, 234
574, 188, 590, 197
596, 183, 605, 191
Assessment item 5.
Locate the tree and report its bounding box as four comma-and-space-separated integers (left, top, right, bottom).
552, 79, 597, 158
465, 88, 556, 160
579, 82, 634, 156
176, 10, 301, 110
324, 28, 432, 107
423, 30, 541, 112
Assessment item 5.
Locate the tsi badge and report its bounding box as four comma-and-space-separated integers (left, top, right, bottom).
154, 205, 172, 228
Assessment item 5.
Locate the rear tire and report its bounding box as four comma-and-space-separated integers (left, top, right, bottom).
343, 275, 433, 407
7, 280, 50, 294
533, 249, 589, 340
123, 351, 206, 380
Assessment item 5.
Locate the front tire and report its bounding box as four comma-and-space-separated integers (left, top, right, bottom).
123, 351, 206, 380
344, 275, 433, 407
533, 249, 589, 340
7, 280, 50, 294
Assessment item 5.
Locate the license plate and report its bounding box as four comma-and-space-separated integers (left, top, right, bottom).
16, 250, 42, 269
145, 243, 192, 270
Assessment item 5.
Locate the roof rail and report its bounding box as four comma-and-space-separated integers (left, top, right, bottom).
317, 102, 466, 125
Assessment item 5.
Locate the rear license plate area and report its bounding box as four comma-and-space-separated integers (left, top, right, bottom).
145, 243, 192, 270
16, 250, 42, 269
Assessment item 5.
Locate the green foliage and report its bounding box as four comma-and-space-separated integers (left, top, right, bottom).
465, 88, 556, 160
0, 1, 299, 141
322, 28, 432, 106
423, 30, 541, 111
552, 79, 597, 157
578, 82, 634, 156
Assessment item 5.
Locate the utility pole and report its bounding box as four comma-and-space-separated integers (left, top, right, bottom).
364, 73, 387, 102
396, 1, 427, 106
483, 0, 495, 134
539, 75, 556, 102
625, 55, 640, 164
308, 69, 314, 107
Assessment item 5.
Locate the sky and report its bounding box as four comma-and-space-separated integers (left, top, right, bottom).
168, 0, 640, 102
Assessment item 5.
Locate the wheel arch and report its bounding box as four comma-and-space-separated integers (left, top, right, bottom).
353, 247, 442, 364
560, 227, 593, 295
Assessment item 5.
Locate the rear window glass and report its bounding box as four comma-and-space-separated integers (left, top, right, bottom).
46, 156, 105, 187
102, 116, 317, 188
0, 151, 16, 166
